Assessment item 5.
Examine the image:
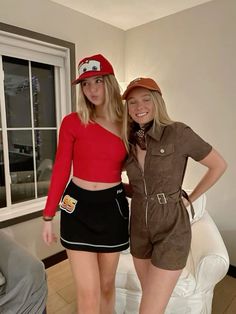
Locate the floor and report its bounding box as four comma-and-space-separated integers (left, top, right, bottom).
46, 259, 77, 314
46, 259, 236, 314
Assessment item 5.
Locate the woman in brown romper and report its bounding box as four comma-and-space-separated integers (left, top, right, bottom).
122, 77, 227, 314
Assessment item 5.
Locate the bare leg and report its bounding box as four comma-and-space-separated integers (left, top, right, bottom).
67, 250, 100, 314
133, 257, 182, 314
98, 252, 120, 314
132, 257, 149, 290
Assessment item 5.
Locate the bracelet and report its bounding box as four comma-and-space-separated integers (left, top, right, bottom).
43, 216, 53, 221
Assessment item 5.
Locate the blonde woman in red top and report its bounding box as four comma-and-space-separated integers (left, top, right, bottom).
42, 54, 129, 314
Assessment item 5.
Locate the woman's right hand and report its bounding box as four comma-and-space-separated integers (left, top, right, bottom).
42, 221, 57, 246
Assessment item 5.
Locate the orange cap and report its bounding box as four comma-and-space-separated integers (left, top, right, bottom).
122, 77, 162, 100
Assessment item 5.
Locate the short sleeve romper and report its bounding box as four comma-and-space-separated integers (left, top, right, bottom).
125, 122, 212, 270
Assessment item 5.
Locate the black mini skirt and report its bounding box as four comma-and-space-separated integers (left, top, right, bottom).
60, 180, 130, 252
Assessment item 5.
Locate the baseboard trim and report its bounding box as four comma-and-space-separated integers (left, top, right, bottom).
42, 250, 67, 269
227, 265, 236, 278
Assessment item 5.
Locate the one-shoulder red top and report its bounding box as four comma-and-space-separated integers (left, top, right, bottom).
43, 112, 127, 217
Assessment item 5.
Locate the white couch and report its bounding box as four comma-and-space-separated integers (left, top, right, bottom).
115, 194, 229, 314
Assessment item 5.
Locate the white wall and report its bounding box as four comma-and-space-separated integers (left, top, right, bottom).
1, 0, 235, 266
125, 0, 236, 265
2, 213, 62, 260
0, 0, 125, 81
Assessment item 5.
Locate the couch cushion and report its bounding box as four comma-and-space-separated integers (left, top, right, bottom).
116, 253, 141, 292
171, 251, 196, 297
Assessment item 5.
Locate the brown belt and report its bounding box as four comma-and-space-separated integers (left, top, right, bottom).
134, 189, 195, 219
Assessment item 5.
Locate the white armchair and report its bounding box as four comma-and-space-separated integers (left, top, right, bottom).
115, 194, 229, 314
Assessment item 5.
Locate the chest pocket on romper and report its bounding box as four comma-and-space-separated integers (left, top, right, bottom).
150, 143, 175, 172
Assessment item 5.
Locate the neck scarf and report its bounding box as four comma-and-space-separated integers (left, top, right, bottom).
130, 121, 153, 150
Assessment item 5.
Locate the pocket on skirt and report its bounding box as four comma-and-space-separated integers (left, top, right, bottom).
115, 196, 129, 219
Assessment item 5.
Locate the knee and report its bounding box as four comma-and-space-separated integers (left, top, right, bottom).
77, 289, 100, 310
100, 276, 115, 297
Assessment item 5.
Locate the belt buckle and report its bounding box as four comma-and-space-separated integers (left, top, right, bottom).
157, 193, 167, 204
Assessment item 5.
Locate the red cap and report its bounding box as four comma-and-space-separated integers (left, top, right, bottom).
72, 54, 114, 85
122, 77, 162, 99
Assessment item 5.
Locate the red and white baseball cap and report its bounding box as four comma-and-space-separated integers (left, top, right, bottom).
72, 54, 114, 85
122, 77, 162, 100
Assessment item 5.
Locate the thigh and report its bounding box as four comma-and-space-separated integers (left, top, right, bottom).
66, 249, 100, 292
141, 264, 182, 314
98, 252, 120, 285
133, 257, 151, 290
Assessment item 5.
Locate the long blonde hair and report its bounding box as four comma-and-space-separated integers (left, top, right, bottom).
76, 75, 123, 124
123, 90, 174, 150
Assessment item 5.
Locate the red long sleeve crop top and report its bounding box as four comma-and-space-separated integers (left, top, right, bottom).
43, 112, 127, 217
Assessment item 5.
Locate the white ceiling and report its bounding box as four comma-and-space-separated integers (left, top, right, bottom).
50, 0, 213, 30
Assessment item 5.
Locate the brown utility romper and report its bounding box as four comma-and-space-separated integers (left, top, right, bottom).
125, 122, 212, 270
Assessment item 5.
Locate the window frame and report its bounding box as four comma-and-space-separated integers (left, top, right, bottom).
0, 22, 76, 227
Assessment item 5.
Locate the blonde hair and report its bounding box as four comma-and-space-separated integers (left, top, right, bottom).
76, 74, 127, 148
76, 75, 123, 124
123, 90, 174, 150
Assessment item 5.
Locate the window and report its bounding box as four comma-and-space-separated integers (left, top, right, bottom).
0, 23, 75, 225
